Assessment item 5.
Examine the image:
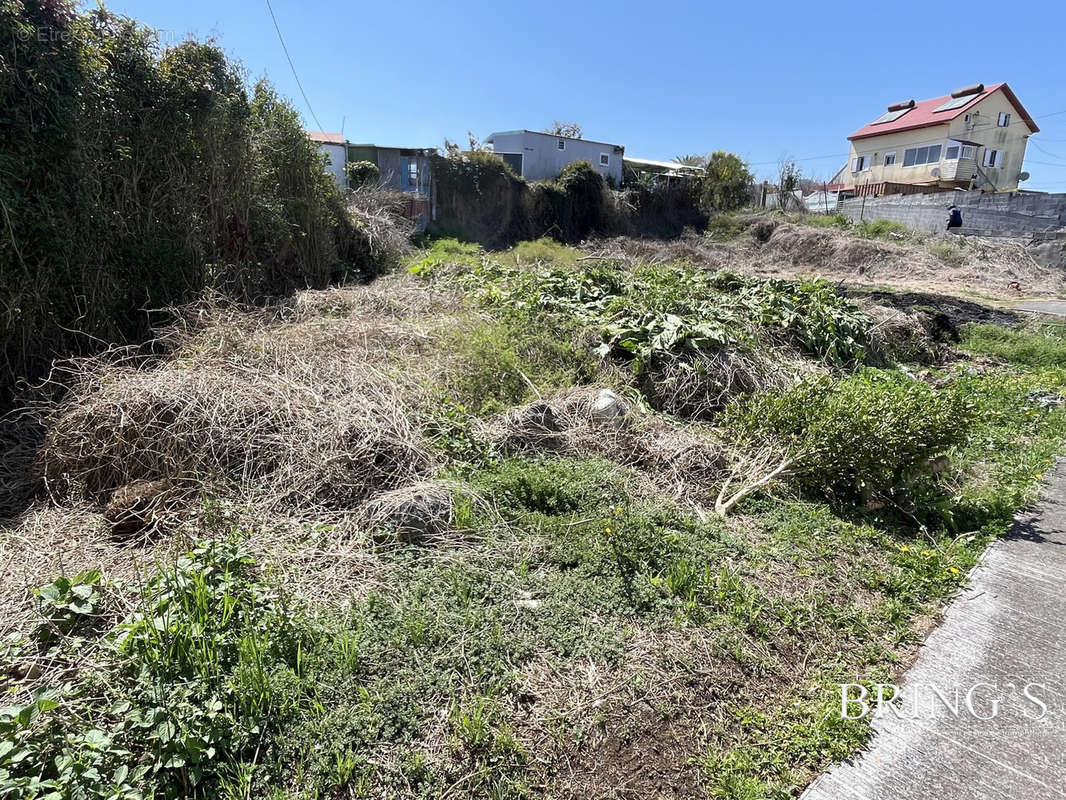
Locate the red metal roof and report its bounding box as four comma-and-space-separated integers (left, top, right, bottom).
848, 83, 1038, 141
306, 130, 346, 145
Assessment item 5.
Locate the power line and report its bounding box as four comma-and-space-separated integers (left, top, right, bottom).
264, 0, 324, 132
1023, 158, 1066, 168
748, 153, 848, 166
1029, 140, 1066, 162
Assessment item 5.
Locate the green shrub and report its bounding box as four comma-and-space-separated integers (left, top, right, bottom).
443, 317, 597, 415
33, 569, 103, 641
723, 371, 973, 503
855, 219, 910, 239
432, 152, 698, 247
960, 323, 1066, 367
0, 3, 376, 401
0, 541, 310, 800
554, 160, 607, 242
345, 160, 380, 188
618, 182, 706, 238
407, 237, 484, 277
700, 151, 755, 212
429, 151, 527, 247
800, 213, 850, 229
472, 457, 626, 516
500, 237, 583, 267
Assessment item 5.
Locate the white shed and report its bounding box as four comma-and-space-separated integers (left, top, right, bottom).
485, 130, 625, 185
306, 130, 347, 186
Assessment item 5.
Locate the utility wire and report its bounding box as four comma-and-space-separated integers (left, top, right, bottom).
747, 153, 848, 166
1029, 140, 1066, 162
265, 0, 324, 132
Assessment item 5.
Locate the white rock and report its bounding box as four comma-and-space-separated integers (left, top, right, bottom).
590, 389, 626, 423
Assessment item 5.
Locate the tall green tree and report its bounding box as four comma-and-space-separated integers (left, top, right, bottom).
700, 151, 755, 212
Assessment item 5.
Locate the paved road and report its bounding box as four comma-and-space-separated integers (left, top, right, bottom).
802, 464, 1066, 800
1016, 300, 1066, 317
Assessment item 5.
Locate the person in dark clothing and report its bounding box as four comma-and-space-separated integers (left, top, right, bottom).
946, 204, 963, 230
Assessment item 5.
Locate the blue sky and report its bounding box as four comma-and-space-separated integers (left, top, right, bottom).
103, 0, 1066, 190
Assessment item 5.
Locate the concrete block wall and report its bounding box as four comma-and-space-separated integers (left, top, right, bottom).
837, 190, 1066, 237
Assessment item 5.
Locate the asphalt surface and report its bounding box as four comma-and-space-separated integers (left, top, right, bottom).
1016, 300, 1066, 317
802, 463, 1066, 800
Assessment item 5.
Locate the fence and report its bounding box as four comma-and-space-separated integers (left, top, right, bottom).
835, 190, 1066, 237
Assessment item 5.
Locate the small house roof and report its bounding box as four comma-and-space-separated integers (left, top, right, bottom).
306, 130, 346, 145
848, 83, 1038, 141
624, 156, 703, 173
486, 129, 625, 151
347, 143, 435, 154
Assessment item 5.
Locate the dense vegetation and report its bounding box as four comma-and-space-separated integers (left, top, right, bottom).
430, 152, 706, 247
5, 230, 1064, 799
0, 1, 381, 401
3, 5, 1064, 799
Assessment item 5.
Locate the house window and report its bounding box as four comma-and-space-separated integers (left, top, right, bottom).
983, 149, 1002, 167
946, 143, 976, 160
408, 161, 419, 186
557, 139, 566, 151
997, 112, 1011, 127
852, 155, 870, 172
599, 153, 610, 166
883, 152, 896, 166
902, 144, 943, 167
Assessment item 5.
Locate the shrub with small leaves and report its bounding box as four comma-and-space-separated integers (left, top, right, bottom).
722, 370, 974, 504
346, 160, 380, 188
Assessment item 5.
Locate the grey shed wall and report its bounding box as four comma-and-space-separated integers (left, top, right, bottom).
488, 131, 624, 185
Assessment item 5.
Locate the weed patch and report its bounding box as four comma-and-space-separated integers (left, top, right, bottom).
855, 219, 912, 240
797, 213, 851, 230
960, 322, 1066, 367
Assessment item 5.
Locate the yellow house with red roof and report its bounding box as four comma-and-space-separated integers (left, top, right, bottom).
843, 83, 1038, 196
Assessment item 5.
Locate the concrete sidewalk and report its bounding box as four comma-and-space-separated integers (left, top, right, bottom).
803, 466, 1066, 800
1016, 300, 1066, 318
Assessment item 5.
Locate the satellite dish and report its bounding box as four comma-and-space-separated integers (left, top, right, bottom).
931, 168, 941, 178
1019, 171, 1031, 182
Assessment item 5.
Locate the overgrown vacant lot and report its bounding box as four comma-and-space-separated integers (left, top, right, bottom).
596, 213, 1062, 301
3, 235, 1066, 799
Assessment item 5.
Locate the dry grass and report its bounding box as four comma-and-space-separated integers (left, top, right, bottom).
482, 387, 730, 504
348, 185, 416, 267
638, 347, 812, 420
0, 277, 466, 627
594, 219, 1063, 299
38, 351, 431, 512
863, 303, 949, 366
753, 223, 1062, 297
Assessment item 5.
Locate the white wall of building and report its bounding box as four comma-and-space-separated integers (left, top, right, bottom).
488, 130, 624, 185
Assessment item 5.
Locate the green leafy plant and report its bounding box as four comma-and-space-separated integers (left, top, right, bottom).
34, 569, 102, 639
723, 370, 973, 504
